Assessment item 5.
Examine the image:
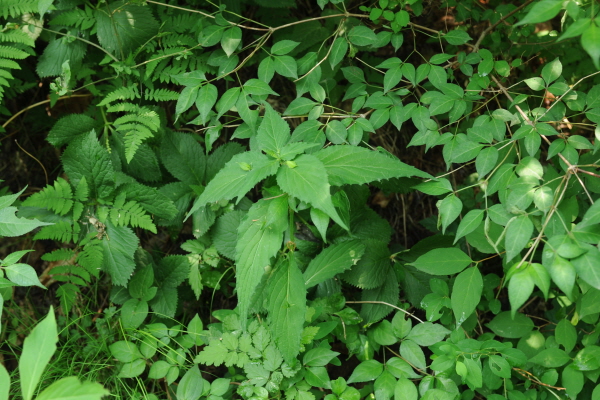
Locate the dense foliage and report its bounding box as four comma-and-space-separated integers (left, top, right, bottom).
2, 0, 600, 399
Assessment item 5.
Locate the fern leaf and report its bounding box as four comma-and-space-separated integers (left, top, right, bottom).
23, 177, 74, 215
0, 59, 20, 69
0, 0, 37, 18
77, 239, 103, 278
114, 112, 160, 131
144, 88, 179, 102
41, 248, 76, 262
56, 283, 79, 313
97, 84, 140, 106
0, 30, 35, 47
109, 192, 157, 233
34, 220, 76, 242
0, 45, 30, 60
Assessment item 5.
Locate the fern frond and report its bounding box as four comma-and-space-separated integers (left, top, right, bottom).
160, 33, 197, 48
0, 30, 35, 47
75, 176, 89, 202
56, 283, 79, 313
0, 45, 30, 60
23, 177, 74, 215
77, 238, 103, 278
115, 112, 160, 131
97, 84, 141, 106
34, 220, 77, 242
41, 248, 76, 262
144, 88, 179, 102
0, 58, 20, 69
163, 12, 200, 34
50, 265, 91, 284
110, 193, 157, 233
0, 0, 37, 19
48, 8, 94, 29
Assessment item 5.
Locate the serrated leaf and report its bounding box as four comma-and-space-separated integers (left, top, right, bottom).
276, 154, 346, 229
212, 210, 245, 259
19, 308, 57, 400
315, 146, 430, 187
237, 199, 287, 325
100, 221, 139, 286
360, 268, 399, 323
268, 256, 306, 363
304, 240, 366, 288
47, 114, 97, 147
256, 105, 291, 155
161, 131, 206, 186
451, 267, 482, 326
341, 239, 390, 289
95, 1, 159, 55
409, 248, 472, 275
189, 151, 278, 215
62, 131, 115, 200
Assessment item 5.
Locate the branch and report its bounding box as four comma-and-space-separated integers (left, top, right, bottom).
473, 0, 536, 51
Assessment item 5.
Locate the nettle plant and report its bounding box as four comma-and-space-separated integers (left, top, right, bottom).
3, 0, 600, 398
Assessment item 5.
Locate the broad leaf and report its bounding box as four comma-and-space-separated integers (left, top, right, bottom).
0, 207, 52, 237
189, 151, 279, 215
47, 114, 97, 147
314, 146, 430, 186
409, 248, 472, 275
277, 154, 347, 229
20, 308, 58, 400
160, 131, 206, 186
177, 365, 204, 400
451, 267, 483, 326
236, 198, 287, 324
268, 256, 306, 363
256, 105, 291, 156
348, 360, 383, 383
304, 240, 366, 288
36, 377, 109, 400
515, 0, 564, 27
505, 215, 534, 262
100, 222, 139, 286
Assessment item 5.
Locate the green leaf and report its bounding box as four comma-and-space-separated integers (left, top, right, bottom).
348, 360, 383, 383
529, 348, 570, 368
161, 132, 206, 186
573, 346, 600, 371
303, 348, 340, 367
395, 378, 418, 400
109, 340, 142, 363
62, 131, 115, 199
443, 30, 472, 45
406, 322, 450, 346
400, 340, 426, 370
0, 364, 9, 400
95, 1, 159, 55
360, 270, 399, 323
256, 105, 291, 155
555, 319, 577, 353
325, 121, 348, 144
383, 65, 402, 93
4, 263, 44, 288
329, 37, 348, 68
541, 58, 562, 85
189, 152, 278, 214
409, 248, 472, 275
195, 83, 218, 124
374, 370, 396, 400
348, 26, 377, 46
315, 146, 430, 187
211, 210, 245, 259
451, 267, 482, 326
284, 97, 318, 115
438, 194, 462, 234
272, 40, 300, 56
443, 134, 483, 166
488, 355, 511, 379
0, 207, 52, 237
508, 264, 535, 317
268, 256, 306, 363
221, 26, 241, 57
342, 239, 391, 289
274, 56, 298, 79
524, 77, 545, 91
216, 87, 241, 118
454, 209, 484, 243
304, 240, 366, 288
243, 79, 279, 96
36, 377, 109, 400
19, 308, 58, 400
572, 245, 600, 290
276, 154, 346, 229
515, 0, 564, 27
236, 198, 287, 324
505, 215, 534, 262
486, 311, 533, 338
47, 114, 98, 147
100, 222, 139, 287
177, 365, 204, 400
581, 199, 600, 227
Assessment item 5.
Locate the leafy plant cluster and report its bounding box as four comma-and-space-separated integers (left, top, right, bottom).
2, 0, 600, 399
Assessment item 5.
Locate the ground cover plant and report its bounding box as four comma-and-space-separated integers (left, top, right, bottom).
1, 0, 600, 398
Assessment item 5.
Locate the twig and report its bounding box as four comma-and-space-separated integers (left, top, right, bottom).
473, 0, 536, 51
1, 94, 93, 130
345, 301, 424, 323
15, 140, 48, 185
512, 368, 566, 391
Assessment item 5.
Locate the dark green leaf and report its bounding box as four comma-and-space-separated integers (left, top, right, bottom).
451, 267, 482, 326
409, 248, 472, 275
